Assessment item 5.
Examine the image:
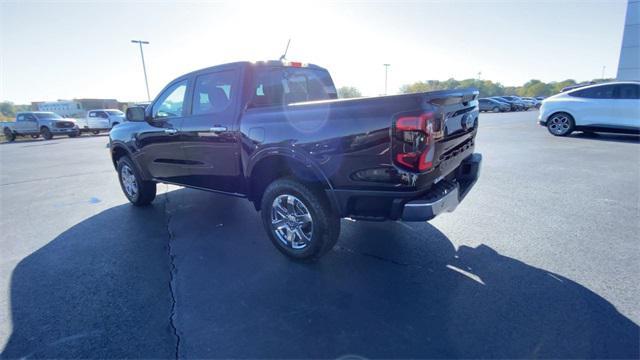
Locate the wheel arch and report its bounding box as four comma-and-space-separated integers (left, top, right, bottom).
110, 142, 152, 181
247, 152, 340, 214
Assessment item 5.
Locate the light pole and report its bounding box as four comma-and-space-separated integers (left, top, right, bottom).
383, 64, 390, 95
131, 40, 151, 101
601, 65, 606, 80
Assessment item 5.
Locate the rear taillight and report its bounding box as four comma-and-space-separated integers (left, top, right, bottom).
393, 112, 435, 172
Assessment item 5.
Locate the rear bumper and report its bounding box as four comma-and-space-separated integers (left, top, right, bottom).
401, 153, 481, 221
328, 153, 482, 221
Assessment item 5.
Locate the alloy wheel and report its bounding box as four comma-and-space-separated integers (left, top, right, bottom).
271, 194, 313, 250
120, 164, 138, 199
548, 114, 571, 135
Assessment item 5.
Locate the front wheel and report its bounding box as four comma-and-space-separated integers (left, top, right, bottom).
68, 131, 79, 138
492, 106, 499, 113
30, 134, 39, 139
41, 127, 53, 140
117, 156, 156, 206
547, 112, 575, 136
92, 130, 100, 135
260, 178, 340, 261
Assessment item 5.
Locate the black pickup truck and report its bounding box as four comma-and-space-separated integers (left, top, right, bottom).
110, 60, 481, 260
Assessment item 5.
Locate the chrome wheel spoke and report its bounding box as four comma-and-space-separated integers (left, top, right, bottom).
286, 195, 296, 214
297, 213, 312, 224
272, 218, 287, 230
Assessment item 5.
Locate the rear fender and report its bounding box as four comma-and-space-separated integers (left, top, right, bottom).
246, 147, 341, 215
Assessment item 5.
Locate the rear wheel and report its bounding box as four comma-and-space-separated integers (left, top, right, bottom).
3, 128, 15, 142
547, 112, 575, 136
30, 134, 39, 139
92, 130, 100, 135
41, 127, 53, 140
260, 178, 340, 261
492, 106, 499, 113
68, 131, 79, 138
117, 156, 156, 206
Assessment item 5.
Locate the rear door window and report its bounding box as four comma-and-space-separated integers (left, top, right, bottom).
191, 70, 238, 115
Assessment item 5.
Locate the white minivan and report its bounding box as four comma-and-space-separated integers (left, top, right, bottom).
76, 109, 125, 134
539, 82, 639, 136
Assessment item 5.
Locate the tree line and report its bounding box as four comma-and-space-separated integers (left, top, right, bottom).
1, 77, 616, 117
338, 78, 613, 98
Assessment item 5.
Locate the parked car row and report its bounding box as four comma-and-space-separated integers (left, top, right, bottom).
1, 108, 126, 141
478, 96, 542, 112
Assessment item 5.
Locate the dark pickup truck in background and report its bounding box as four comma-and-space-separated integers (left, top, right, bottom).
110, 60, 481, 260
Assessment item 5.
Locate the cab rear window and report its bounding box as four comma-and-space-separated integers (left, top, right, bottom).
252, 68, 337, 107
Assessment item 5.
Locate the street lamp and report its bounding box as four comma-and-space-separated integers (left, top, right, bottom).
131, 40, 151, 101
383, 64, 390, 95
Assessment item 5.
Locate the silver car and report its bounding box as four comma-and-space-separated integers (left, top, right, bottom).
1, 112, 80, 141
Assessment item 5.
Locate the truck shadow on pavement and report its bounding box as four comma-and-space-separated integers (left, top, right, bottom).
2, 188, 639, 359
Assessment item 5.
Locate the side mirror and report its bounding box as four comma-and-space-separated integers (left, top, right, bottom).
126, 107, 146, 122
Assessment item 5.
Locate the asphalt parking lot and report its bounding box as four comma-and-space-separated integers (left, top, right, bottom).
0, 110, 638, 358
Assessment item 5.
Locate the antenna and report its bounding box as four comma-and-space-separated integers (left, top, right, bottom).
279, 39, 291, 61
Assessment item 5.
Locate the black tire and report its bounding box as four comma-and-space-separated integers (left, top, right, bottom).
547, 112, 575, 137
68, 131, 79, 138
117, 156, 156, 206
41, 127, 53, 140
260, 178, 340, 261
92, 130, 100, 135
30, 134, 39, 139
3, 128, 15, 142
492, 106, 499, 113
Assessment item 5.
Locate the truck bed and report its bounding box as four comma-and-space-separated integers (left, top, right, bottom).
241, 88, 479, 218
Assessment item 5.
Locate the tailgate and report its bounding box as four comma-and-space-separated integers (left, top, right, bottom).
427, 89, 479, 175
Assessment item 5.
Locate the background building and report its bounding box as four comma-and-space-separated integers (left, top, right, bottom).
31, 99, 126, 117
617, 0, 639, 80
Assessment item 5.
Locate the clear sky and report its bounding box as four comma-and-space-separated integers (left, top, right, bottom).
0, 0, 629, 104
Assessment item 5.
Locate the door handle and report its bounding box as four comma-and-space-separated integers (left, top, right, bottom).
209, 126, 228, 133
164, 128, 178, 135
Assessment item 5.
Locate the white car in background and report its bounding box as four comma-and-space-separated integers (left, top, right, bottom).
539, 81, 639, 136
75, 109, 125, 134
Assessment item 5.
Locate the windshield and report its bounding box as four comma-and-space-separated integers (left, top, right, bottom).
35, 112, 62, 120
105, 110, 124, 116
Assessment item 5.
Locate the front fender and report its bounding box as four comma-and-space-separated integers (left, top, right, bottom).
110, 140, 152, 181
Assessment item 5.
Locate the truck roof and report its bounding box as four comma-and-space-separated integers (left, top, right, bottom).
178, 60, 329, 80
16, 111, 56, 115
